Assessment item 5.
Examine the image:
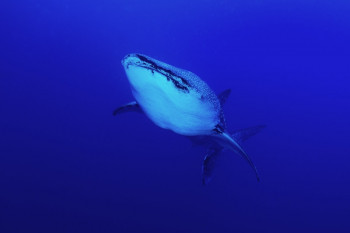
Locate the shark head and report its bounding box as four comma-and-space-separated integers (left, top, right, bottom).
121, 53, 221, 136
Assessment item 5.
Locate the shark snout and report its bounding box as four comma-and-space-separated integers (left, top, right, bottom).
121, 53, 144, 69
121, 54, 132, 66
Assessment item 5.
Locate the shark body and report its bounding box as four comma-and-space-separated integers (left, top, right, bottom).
115, 53, 264, 184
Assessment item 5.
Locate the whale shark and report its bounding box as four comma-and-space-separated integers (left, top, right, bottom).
114, 53, 265, 184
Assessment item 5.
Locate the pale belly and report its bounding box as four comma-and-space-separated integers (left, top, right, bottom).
125, 66, 220, 136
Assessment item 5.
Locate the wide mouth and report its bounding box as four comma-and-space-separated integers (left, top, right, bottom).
121, 54, 158, 71
121, 53, 192, 93
121, 53, 139, 67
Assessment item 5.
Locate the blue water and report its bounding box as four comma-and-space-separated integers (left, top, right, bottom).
1, 1, 350, 232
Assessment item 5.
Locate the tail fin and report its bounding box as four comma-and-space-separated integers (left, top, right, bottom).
221, 125, 265, 182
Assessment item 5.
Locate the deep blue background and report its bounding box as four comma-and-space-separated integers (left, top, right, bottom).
1, 0, 350, 232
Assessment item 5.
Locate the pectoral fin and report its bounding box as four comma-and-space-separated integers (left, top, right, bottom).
113, 101, 142, 116
202, 147, 223, 185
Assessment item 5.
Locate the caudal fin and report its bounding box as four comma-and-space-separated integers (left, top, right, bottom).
221, 125, 265, 181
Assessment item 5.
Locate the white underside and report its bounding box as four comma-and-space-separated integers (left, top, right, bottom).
125, 66, 219, 136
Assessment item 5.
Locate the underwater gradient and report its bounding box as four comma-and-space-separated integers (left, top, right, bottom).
1, 0, 350, 232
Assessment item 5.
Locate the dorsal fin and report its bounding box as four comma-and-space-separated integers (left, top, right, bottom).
219, 112, 227, 130
231, 125, 266, 143
218, 89, 231, 106
218, 89, 231, 130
